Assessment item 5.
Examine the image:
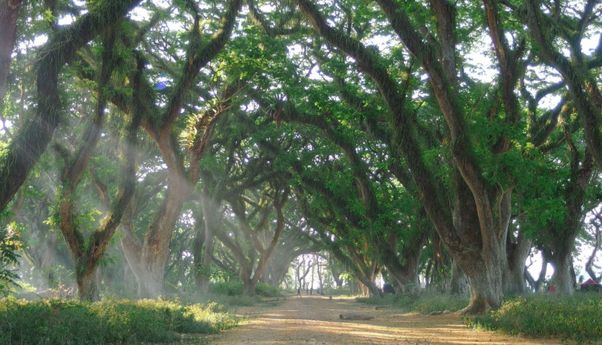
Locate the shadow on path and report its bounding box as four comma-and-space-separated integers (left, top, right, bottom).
209, 296, 558, 345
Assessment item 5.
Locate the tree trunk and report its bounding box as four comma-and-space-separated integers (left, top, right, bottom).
265, 254, 294, 286
195, 193, 219, 293
503, 261, 527, 295
551, 251, 574, 295
240, 266, 256, 296
450, 259, 468, 295
124, 176, 187, 297
332, 273, 343, 289
381, 231, 425, 293
456, 244, 505, 314
0, 0, 22, 103
76, 264, 99, 301
384, 256, 420, 293
451, 180, 509, 313
585, 215, 601, 282
0, 0, 141, 213
525, 252, 548, 293
503, 231, 531, 295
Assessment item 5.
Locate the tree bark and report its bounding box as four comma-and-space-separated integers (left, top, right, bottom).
381, 231, 425, 293
195, 191, 220, 293
457, 249, 504, 313
295, 0, 512, 313
450, 259, 468, 295
524, 1, 602, 169
76, 264, 99, 301
0, 0, 141, 212
135, 175, 187, 297
551, 251, 574, 295
0, 0, 22, 103
503, 230, 531, 295
585, 214, 601, 282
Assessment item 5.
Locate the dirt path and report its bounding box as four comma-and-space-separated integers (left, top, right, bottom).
209, 296, 558, 345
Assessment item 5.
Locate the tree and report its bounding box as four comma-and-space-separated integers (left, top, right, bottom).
118, 0, 243, 297
0, 0, 141, 212
0, 0, 23, 103
0, 222, 20, 293
52, 30, 142, 299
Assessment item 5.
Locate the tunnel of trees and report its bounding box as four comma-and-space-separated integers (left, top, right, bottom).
0, 0, 601, 314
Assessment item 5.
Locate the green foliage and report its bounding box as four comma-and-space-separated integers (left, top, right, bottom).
0, 298, 238, 345
210, 280, 244, 296
357, 292, 468, 314
255, 282, 282, 298
0, 223, 21, 293
468, 294, 602, 342
209, 280, 281, 298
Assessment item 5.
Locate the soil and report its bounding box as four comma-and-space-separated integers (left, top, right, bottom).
208, 296, 559, 345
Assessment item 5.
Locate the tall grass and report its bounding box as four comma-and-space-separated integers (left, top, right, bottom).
469, 293, 602, 342
357, 292, 468, 313
359, 292, 602, 341
0, 297, 238, 344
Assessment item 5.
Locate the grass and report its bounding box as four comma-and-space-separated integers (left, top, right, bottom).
0, 297, 238, 344
468, 293, 602, 343
174, 281, 284, 308
360, 291, 602, 342
356, 292, 468, 314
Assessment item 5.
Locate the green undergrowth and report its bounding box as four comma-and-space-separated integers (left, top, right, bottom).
468, 294, 602, 343
0, 297, 238, 345
189, 281, 283, 307
209, 280, 282, 299
357, 292, 468, 314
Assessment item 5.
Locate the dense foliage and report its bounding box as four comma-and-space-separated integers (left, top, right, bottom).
470, 294, 602, 342
0, 0, 600, 331
0, 298, 238, 344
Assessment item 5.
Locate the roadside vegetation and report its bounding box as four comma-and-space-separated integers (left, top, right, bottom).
359, 292, 602, 342
357, 293, 468, 314
0, 0, 601, 344
469, 294, 602, 343
0, 297, 238, 345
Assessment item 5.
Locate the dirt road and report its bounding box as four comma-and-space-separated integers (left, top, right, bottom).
209, 296, 557, 345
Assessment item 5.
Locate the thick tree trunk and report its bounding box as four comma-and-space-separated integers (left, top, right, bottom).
551, 251, 574, 295
196, 194, 219, 293
0, 0, 141, 212
382, 231, 425, 293
125, 176, 186, 297
384, 255, 420, 293
460, 255, 504, 313
503, 262, 527, 295
265, 255, 294, 286
503, 231, 531, 295
450, 259, 468, 295
0, 0, 22, 103
121, 204, 171, 298
76, 264, 99, 301
449, 179, 509, 313
450, 234, 507, 314
122, 238, 167, 297
547, 135, 591, 295
240, 266, 257, 296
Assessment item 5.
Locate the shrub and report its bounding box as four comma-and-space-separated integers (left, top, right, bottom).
357, 292, 468, 313
255, 282, 282, 297
208, 280, 281, 301
468, 294, 602, 342
0, 225, 20, 294
210, 280, 244, 296
411, 294, 468, 314
0, 297, 238, 344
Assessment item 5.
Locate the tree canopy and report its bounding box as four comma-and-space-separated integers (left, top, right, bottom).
0, 0, 600, 314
